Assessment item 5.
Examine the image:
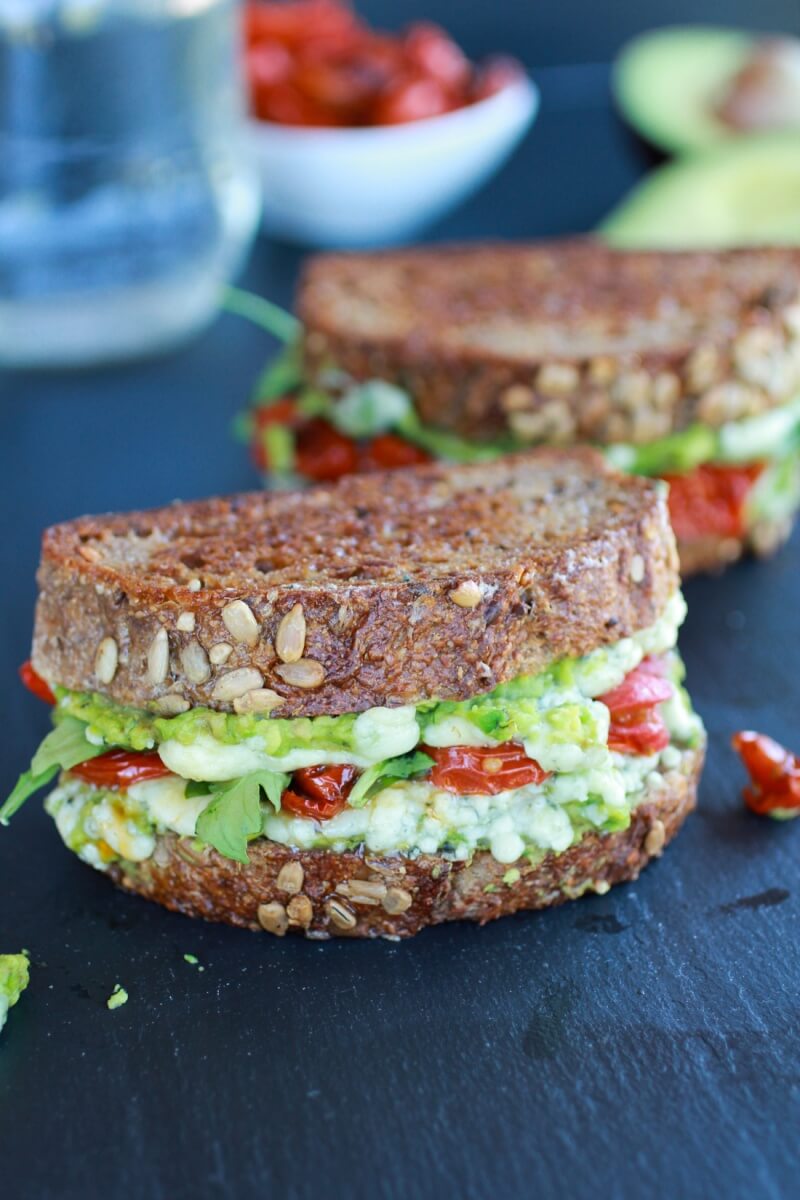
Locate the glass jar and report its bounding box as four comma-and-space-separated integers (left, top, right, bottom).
0, 0, 260, 367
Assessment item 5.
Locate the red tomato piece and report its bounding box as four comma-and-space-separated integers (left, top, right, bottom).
404, 22, 471, 90
247, 41, 294, 91
471, 55, 525, 101
600, 662, 673, 756
254, 397, 300, 428
295, 418, 359, 481
252, 80, 349, 126
371, 74, 455, 124
599, 663, 673, 717
424, 743, 550, 795
69, 750, 172, 790
244, 1, 358, 50
664, 463, 764, 542
606, 710, 671, 756
282, 763, 358, 820
358, 434, 432, 471
19, 660, 56, 705
732, 730, 800, 817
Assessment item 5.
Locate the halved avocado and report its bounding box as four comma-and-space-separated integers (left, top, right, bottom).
600, 132, 800, 248
613, 26, 754, 154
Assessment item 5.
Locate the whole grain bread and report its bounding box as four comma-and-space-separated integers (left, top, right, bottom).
32, 451, 678, 717
299, 239, 800, 445
105, 745, 702, 937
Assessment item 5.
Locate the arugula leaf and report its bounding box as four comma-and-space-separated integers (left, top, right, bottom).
253, 342, 303, 402
195, 770, 290, 863
31, 717, 104, 775
223, 286, 300, 344
0, 767, 58, 825
348, 751, 434, 809
184, 780, 212, 799
396, 409, 515, 463
1, 717, 104, 825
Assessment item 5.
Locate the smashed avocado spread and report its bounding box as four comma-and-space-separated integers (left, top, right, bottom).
1, 592, 706, 869
57, 591, 687, 770
258, 353, 800, 478
0, 953, 30, 1034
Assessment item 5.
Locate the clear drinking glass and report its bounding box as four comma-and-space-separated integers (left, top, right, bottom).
0, 0, 260, 367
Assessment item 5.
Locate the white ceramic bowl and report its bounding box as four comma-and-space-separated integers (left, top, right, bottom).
249, 76, 539, 247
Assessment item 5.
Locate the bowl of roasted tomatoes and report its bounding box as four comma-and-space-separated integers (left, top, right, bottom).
244, 1, 538, 245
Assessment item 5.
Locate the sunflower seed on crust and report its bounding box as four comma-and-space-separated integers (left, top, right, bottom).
94, 637, 118, 684
326, 898, 357, 930
275, 659, 325, 689
287, 894, 313, 928
257, 901, 288, 936
222, 600, 260, 647
382, 887, 413, 914
449, 580, 483, 608
276, 862, 304, 894
212, 667, 264, 702
208, 642, 233, 665
151, 693, 190, 716
232, 688, 283, 715
275, 603, 306, 663
180, 640, 210, 684
146, 627, 169, 685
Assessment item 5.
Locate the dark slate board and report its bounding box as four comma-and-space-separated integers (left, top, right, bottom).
1, 4, 798, 1198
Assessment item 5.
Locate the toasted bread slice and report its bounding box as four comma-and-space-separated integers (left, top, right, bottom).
299, 239, 800, 444
106, 744, 702, 937
33, 450, 678, 717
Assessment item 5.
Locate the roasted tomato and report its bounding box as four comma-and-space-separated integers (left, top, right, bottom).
403, 22, 471, 91
358, 434, 432, 471
244, 1, 358, 51
472, 55, 525, 101
282, 763, 358, 820
19, 660, 56, 705
424, 743, 550, 795
295, 418, 360, 481
663, 463, 764, 543
732, 730, 800, 818
69, 750, 172, 790
371, 74, 455, 124
600, 660, 673, 755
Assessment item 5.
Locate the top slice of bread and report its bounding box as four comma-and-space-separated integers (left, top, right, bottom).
299, 238, 800, 444
32, 450, 678, 717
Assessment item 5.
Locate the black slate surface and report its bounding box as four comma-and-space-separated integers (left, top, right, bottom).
2, 4, 799, 1198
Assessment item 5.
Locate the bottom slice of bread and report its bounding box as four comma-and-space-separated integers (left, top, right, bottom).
106, 747, 703, 938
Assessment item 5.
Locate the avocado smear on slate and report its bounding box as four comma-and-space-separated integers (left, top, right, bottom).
0, 953, 30, 1034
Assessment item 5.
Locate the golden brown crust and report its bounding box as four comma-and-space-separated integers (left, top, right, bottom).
299, 239, 800, 445
105, 746, 703, 938
31, 451, 678, 716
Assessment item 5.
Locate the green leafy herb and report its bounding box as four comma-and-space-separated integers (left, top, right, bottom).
1, 718, 103, 825
195, 770, 290, 863
348, 751, 434, 809
31, 718, 104, 776
223, 286, 300, 344
253, 342, 304, 403
184, 780, 212, 799
396, 409, 515, 462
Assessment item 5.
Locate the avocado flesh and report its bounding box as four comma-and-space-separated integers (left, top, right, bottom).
601, 132, 800, 249
613, 26, 754, 154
